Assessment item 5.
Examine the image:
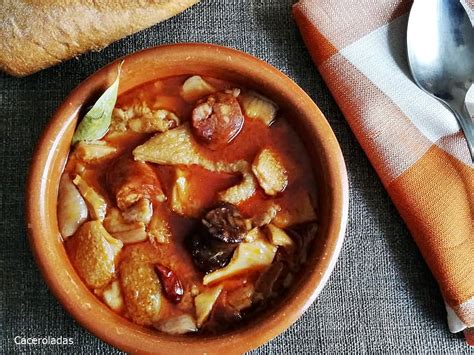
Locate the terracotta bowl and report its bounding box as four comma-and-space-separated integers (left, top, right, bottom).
26, 43, 348, 354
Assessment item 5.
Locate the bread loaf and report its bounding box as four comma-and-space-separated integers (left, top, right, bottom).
0, 0, 200, 77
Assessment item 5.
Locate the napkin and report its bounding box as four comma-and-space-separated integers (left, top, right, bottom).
293, 0, 474, 345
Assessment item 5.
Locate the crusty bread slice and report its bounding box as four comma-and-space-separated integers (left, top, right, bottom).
0, 0, 200, 77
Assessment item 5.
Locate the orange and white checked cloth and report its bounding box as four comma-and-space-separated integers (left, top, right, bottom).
293, 0, 474, 344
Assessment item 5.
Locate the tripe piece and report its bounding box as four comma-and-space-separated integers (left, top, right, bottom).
252, 149, 288, 196
69, 221, 123, 289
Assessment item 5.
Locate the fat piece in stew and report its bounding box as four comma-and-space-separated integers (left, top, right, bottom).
58, 74, 318, 335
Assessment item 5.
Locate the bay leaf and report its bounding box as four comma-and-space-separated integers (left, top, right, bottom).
72, 61, 123, 145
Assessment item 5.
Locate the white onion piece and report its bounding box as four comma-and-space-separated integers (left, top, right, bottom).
203, 238, 277, 285
102, 280, 124, 312
154, 314, 197, 335
73, 175, 107, 221
57, 174, 88, 238
238, 91, 278, 126
194, 285, 223, 327
180, 75, 216, 103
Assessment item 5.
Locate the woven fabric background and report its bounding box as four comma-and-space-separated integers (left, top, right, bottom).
0, 0, 472, 353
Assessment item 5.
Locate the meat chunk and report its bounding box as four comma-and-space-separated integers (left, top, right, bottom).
191, 91, 244, 149
187, 226, 238, 274
226, 284, 255, 312
290, 222, 318, 264
253, 261, 285, 301
133, 124, 214, 169
111, 103, 179, 134
265, 224, 294, 251
217, 161, 258, 205
133, 128, 257, 204
103, 208, 147, 244
252, 149, 288, 196
251, 201, 281, 227
119, 248, 163, 325
148, 213, 172, 245
106, 156, 165, 210
187, 203, 250, 274
121, 198, 153, 224
128, 109, 179, 134
170, 168, 200, 217
69, 221, 123, 289
74, 141, 117, 164
203, 203, 249, 243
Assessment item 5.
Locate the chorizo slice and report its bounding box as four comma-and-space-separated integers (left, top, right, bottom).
191, 90, 244, 149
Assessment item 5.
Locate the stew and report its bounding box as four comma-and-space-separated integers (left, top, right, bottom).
58, 74, 318, 334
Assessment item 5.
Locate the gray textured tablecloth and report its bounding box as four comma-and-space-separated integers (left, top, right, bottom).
1, 1, 473, 354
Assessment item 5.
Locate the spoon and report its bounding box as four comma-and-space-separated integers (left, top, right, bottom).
407, 0, 474, 161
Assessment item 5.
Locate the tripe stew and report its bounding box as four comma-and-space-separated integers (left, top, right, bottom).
57, 74, 318, 334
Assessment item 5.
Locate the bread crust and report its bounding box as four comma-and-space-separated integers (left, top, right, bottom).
0, 0, 200, 76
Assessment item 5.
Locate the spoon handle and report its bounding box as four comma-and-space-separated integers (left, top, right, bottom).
452, 104, 474, 163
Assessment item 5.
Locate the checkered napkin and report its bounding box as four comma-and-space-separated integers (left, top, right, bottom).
292, 0, 474, 344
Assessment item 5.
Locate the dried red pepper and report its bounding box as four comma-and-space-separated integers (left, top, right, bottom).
154, 264, 184, 303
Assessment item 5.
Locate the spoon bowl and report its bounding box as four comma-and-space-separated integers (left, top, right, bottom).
407, 0, 474, 160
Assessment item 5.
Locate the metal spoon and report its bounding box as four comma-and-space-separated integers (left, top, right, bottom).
407, 0, 474, 161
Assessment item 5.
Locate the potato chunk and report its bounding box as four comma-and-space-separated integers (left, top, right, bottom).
252, 149, 288, 196
57, 174, 88, 238
194, 285, 223, 327
69, 221, 123, 289
180, 75, 216, 103
120, 248, 163, 325
203, 237, 277, 285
